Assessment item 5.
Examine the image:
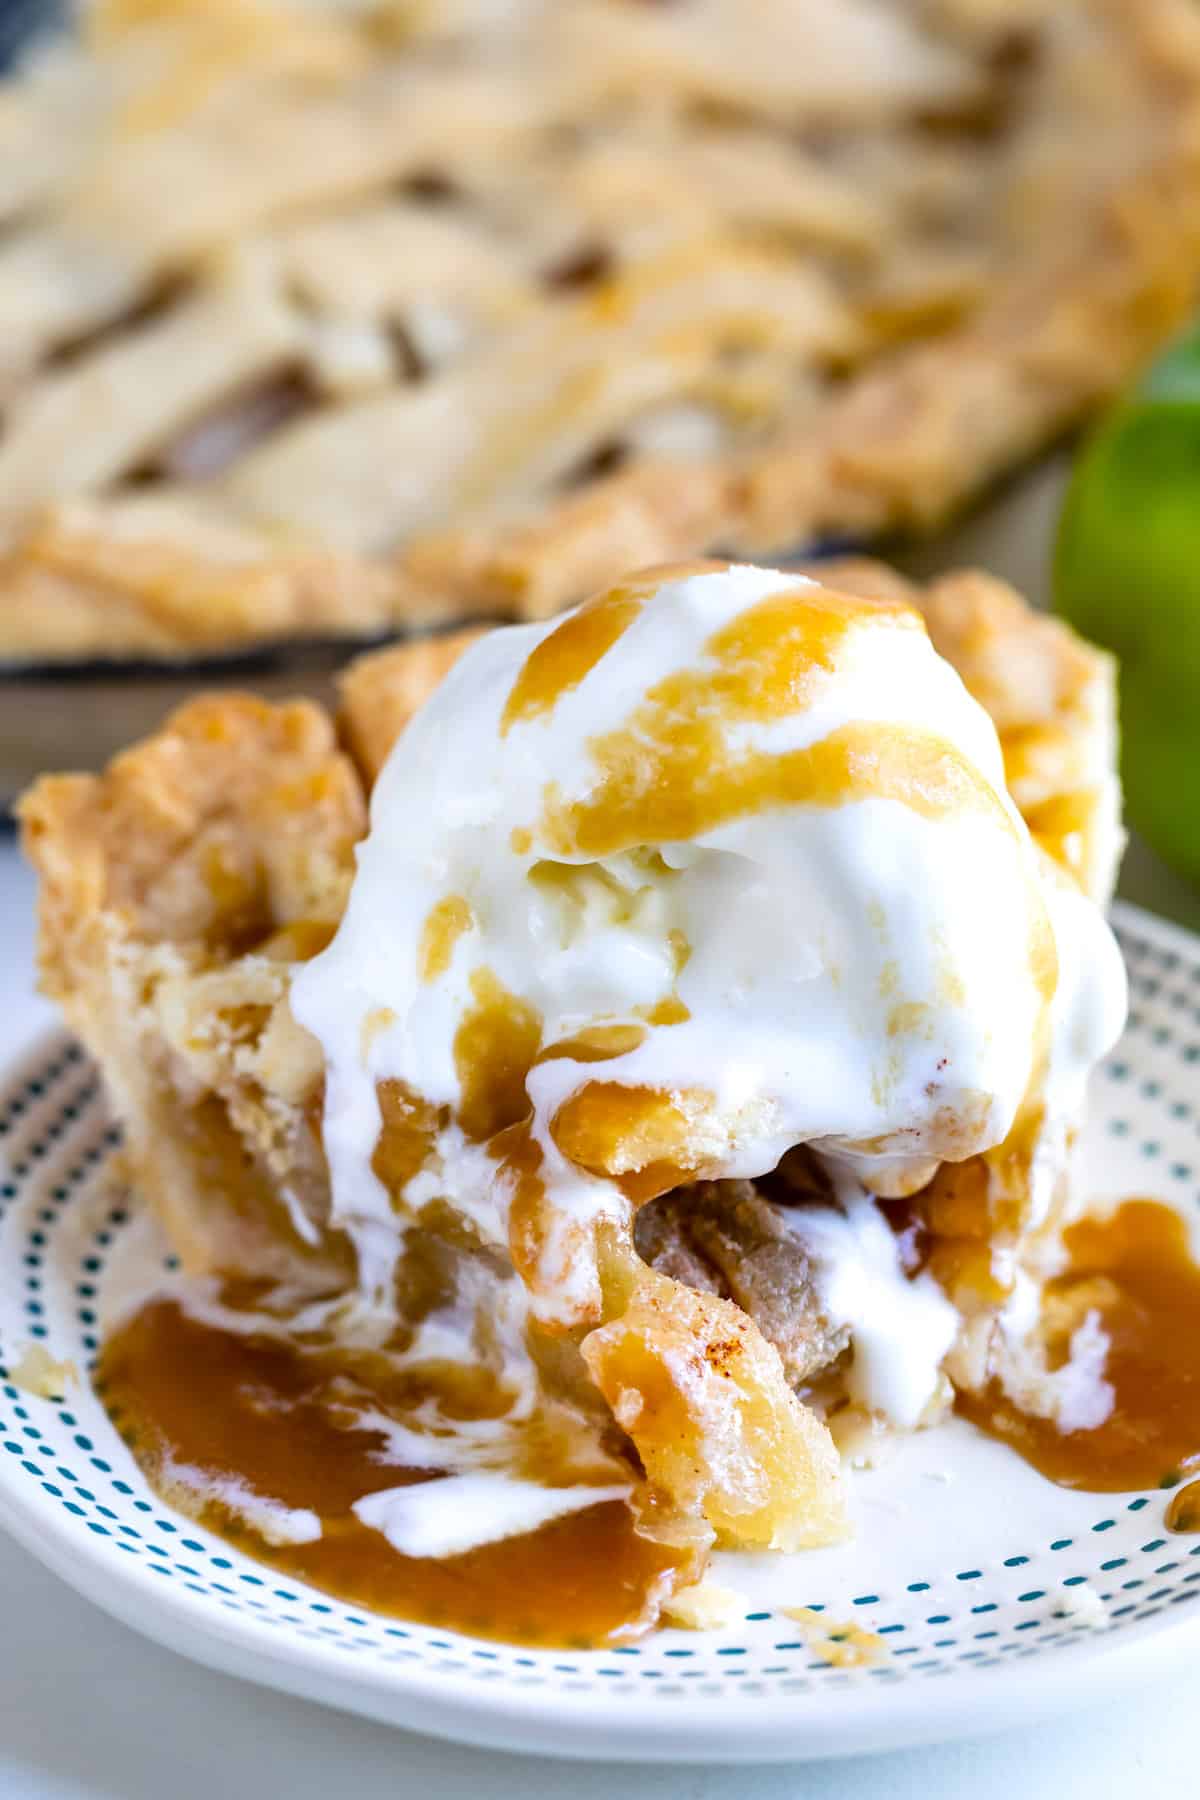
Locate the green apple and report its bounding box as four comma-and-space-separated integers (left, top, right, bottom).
1055, 329, 1200, 885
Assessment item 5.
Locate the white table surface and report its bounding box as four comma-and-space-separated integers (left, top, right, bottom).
4, 470, 1200, 1795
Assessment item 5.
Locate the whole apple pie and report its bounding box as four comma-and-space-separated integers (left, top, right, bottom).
1, 0, 1199, 662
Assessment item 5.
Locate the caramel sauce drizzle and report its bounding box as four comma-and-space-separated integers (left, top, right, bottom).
911, 1155, 1013, 1307
958, 1200, 1200, 1492
544, 719, 1019, 862
452, 968, 542, 1142
640, 995, 691, 1026
99, 1299, 691, 1648
418, 895, 473, 983
445, 970, 704, 1293
536, 1023, 648, 1064
532, 589, 927, 857
371, 1079, 441, 1194
500, 581, 647, 735
488, 1119, 549, 1290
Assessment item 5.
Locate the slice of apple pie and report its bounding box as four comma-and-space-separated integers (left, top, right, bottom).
19, 558, 1127, 1624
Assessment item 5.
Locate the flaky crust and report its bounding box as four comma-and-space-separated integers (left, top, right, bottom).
337, 627, 488, 788
19, 695, 365, 1279
0, 0, 1198, 661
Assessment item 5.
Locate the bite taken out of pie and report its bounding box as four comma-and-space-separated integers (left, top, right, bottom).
3, 0, 1200, 662
19, 557, 1134, 1645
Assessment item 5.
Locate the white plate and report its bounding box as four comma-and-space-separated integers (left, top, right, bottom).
0, 900, 1197, 1763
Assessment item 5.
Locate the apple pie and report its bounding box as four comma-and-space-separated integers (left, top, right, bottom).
18, 558, 1128, 1622
2, 0, 1199, 662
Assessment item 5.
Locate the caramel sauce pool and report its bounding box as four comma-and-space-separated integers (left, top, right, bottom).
98, 1197, 1200, 1644
98, 1300, 691, 1649
958, 1200, 1200, 1491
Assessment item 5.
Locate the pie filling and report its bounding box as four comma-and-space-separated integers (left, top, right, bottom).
24, 559, 1200, 1646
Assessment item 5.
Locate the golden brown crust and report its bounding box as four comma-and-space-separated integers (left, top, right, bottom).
402, 462, 740, 630
336, 627, 489, 788
0, 0, 1198, 661
21, 692, 365, 954
0, 499, 451, 663
19, 695, 366, 1281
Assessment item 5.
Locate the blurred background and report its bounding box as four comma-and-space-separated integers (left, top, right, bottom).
1, 0, 1199, 930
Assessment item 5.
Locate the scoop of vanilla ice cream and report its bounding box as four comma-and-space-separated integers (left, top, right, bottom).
292, 563, 1126, 1328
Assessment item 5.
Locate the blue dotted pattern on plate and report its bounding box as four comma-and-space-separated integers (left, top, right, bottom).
0, 907, 1198, 1704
